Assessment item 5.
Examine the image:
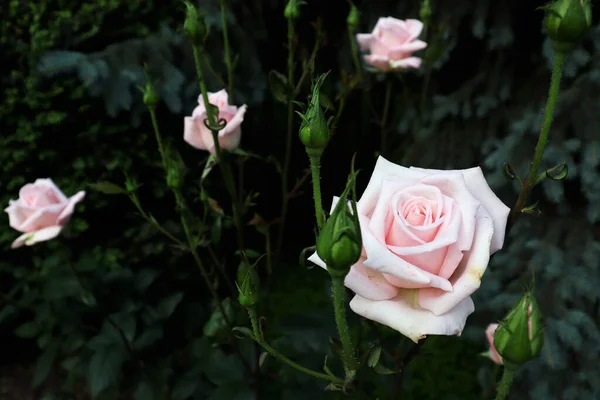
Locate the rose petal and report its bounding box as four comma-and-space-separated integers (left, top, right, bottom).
363, 55, 393, 72
418, 207, 494, 315
409, 166, 510, 253
356, 34, 373, 51
11, 226, 64, 249
389, 57, 422, 70
485, 323, 503, 365
358, 156, 424, 217
17, 203, 65, 233
184, 116, 208, 150
349, 291, 475, 342
32, 179, 69, 203
404, 19, 425, 40
388, 40, 428, 57
57, 191, 86, 226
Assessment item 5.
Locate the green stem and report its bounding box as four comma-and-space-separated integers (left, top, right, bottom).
149, 107, 167, 171
308, 154, 324, 231
247, 307, 344, 384
508, 51, 565, 227
495, 366, 516, 400
192, 45, 245, 251
275, 17, 296, 265
219, 0, 234, 101
347, 25, 362, 80
332, 276, 358, 372
381, 78, 393, 156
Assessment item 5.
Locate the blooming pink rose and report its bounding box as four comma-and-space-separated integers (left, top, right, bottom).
485, 323, 503, 365
184, 89, 247, 153
356, 17, 427, 72
4, 179, 85, 249
309, 157, 510, 342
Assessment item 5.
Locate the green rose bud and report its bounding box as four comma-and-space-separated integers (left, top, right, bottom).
493, 291, 544, 368
183, 1, 208, 47
284, 0, 301, 20
298, 73, 330, 158
236, 262, 260, 307
316, 166, 362, 276
419, 0, 432, 21
347, 2, 360, 30
142, 78, 160, 108
543, 0, 592, 52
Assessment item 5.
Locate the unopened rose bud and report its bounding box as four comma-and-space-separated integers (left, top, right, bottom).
543, 0, 592, 52
298, 74, 330, 157
347, 2, 360, 30
143, 79, 160, 108
316, 170, 362, 276
284, 0, 301, 20
493, 291, 544, 368
166, 167, 183, 190
419, 0, 432, 21
183, 1, 208, 47
236, 263, 260, 307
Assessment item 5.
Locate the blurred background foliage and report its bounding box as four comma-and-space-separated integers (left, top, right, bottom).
1, 0, 599, 399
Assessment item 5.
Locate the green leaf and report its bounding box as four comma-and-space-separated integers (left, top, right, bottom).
133, 327, 163, 351
0, 305, 17, 324
33, 341, 59, 387
171, 366, 203, 400
134, 269, 161, 292
258, 352, 269, 369
268, 70, 289, 103
88, 181, 128, 195
373, 363, 397, 375
14, 321, 41, 338
87, 347, 127, 398
367, 345, 382, 368
133, 380, 155, 400
156, 292, 184, 320
110, 312, 137, 344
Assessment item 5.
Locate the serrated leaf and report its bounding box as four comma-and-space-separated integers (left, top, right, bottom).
88, 181, 128, 195
134, 269, 161, 292
367, 345, 382, 368
156, 292, 184, 320
132, 327, 163, 351
268, 70, 289, 103
87, 347, 127, 398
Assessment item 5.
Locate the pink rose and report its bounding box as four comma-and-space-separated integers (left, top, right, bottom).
309, 157, 510, 342
184, 89, 247, 153
356, 17, 427, 72
485, 323, 503, 365
4, 179, 85, 249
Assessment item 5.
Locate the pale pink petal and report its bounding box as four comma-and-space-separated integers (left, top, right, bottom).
389, 40, 428, 57
405, 19, 425, 40
32, 179, 69, 203
208, 89, 230, 109
356, 34, 373, 51
389, 57, 422, 70
357, 156, 424, 217
5, 201, 28, 230
183, 116, 208, 150
218, 104, 247, 151
17, 203, 65, 233
364, 55, 392, 72
485, 323, 503, 365
306, 252, 399, 301
349, 291, 475, 342
57, 191, 86, 226
368, 36, 393, 57
409, 166, 510, 253
437, 242, 464, 280
418, 207, 494, 315
11, 226, 64, 249
419, 172, 481, 251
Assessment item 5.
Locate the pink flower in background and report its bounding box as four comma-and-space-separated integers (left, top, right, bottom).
485, 323, 503, 365
356, 17, 427, 72
309, 156, 510, 342
4, 179, 85, 249
184, 89, 247, 153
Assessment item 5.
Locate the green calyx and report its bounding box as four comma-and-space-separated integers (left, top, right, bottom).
284, 0, 303, 20
542, 0, 592, 51
236, 262, 260, 307
493, 291, 544, 367
347, 2, 360, 29
298, 73, 330, 156
316, 158, 362, 275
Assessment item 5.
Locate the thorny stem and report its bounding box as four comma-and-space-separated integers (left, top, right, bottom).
246, 307, 344, 384
495, 366, 516, 400
508, 51, 565, 228
332, 277, 358, 372
309, 155, 325, 231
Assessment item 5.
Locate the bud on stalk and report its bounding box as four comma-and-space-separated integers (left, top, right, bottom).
543, 0, 592, 52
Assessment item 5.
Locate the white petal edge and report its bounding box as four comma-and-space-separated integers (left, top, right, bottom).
349, 291, 475, 343
11, 226, 64, 249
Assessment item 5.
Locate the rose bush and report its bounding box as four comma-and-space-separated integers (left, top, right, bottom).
309, 157, 510, 342
356, 17, 428, 72
5, 178, 85, 248
184, 89, 248, 153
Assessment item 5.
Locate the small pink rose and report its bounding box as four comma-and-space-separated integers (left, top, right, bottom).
184, 89, 247, 153
485, 323, 503, 365
309, 157, 510, 342
356, 17, 427, 72
4, 179, 85, 249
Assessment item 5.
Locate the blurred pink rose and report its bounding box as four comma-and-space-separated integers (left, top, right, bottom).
485, 323, 503, 365
184, 89, 247, 153
4, 179, 85, 249
356, 17, 427, 72
309, 156, 510, 342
